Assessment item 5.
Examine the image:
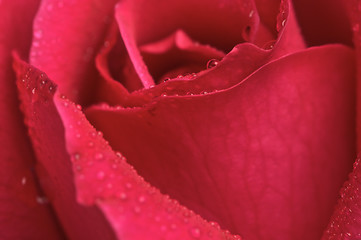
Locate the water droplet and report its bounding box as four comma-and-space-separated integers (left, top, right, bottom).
33, 41, 40, 47
88, 141, 94, 147
97, 171, 105, 180
21, 177, 27, 185
75, 133, 81, 138
32, 88, 36, 94
138, 195, 146, 203
73, 153, 80, 161
36, 196, 49, 204
353, 24, 360, 32
34, 29, 43, 39
249, 10, 254, 18
190, 227, 201, 238
46, 4, 53, 11
170, 224, 177, 230
97, 131, 103, 137
76, 104, 82, 110
154, 216, 161, 222
63, 102, 69, 107
95, 153, 103, 161
133, 206, 141, 214
177, 75, 184, 78
125, 182, 132, 189
281, 19, 286, 27
119, 192, 127, 200
163, 77, 170, 82
207, 59, 219, 69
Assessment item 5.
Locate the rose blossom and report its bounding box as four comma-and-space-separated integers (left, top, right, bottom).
1, 0, 361, 239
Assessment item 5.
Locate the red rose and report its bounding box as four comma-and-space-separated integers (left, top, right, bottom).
1, 0, 361, 239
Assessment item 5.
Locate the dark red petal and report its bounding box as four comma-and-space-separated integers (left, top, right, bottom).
322, 157, 361, 239
55, 95, 241, 240
292, 0, 353, 46
347, 0, 361, 153
321, 2, 361, 239
14, 57, 117, 240
30, 0, 118, 103
86, 45, 356, 240
0, 0, 64, 239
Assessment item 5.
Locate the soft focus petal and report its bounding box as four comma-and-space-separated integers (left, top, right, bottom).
291, 0, 353, 46
86, 45, 356, 240
30, 0, 118, 104
14, 57, 117, 240
0, 0, 64, 239
346, 0, 361, 153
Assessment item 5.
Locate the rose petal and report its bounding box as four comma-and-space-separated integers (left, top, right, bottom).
30, 0, 118, 104
115, 0, 273, 88
55, 95, 241, 240
86, 45, 356, 239
14, 55, 240, 240
292, 0, 353, 46
140, 30, 225, 83
95, 43, 270, 108
321, 2, 361, 239
14, 56, 117, 240
322, 157, 361, 239
346, 0, 361, 153
0, 0, 65, 238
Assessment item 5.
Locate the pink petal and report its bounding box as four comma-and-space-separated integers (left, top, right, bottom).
115, 0, 275, 88
14, 56, 240, 240
0, 0, 64, 238
14, 56, 117, 240
86, 45, 356, 240
56, 94, 241, 240
30, 0, 118, 103
139, 30, 225, 83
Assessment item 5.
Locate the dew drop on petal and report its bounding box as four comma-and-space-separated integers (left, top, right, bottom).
133, 206, 141, 214
170, 224, 177, 230
21, 177, 27, 185
97, 171, 105, 180
36, 196, 48, 204
119, 192, 127, 200
207, 59, 219, 69
190, 227, 201, 238
160, 225, 167, 232
138, 195, 146, 203
95, 153, 103, 161
73, 153, 80, 161
34, 29, 43, 39
46, 4, 53, 11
